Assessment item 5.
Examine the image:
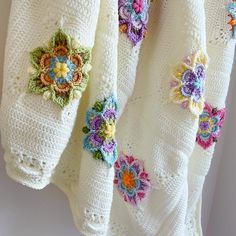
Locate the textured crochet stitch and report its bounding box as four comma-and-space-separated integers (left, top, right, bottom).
114, 153, 151, 206
118, 0, 150, 46
28, 29, 92, 108
227, 1, 236, 38
196, 102, 225, 149
82, 96, 118, 167
169, 51, 208, 116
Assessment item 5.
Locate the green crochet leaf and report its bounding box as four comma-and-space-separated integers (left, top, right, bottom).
50, 29, 72, 52
28, 76, 47, 93
30, 47, 48, 69
78, 48, 92, 64
50, 89, 69, 108
93, 151, 103, 160
93, 101, 104, 112
82, 126, 90, 134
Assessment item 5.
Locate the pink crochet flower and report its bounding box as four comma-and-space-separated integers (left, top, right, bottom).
196, 102, 225, 149
114, 153, 151, 205
132, 0, 144, 13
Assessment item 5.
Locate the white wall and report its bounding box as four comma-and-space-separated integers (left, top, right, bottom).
0, 1, 235, 236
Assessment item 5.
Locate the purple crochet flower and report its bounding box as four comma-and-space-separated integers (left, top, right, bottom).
181, 64, 205, 103
119, 0, 150, 45
169, 51, 208, 116
82, 96, 118, 167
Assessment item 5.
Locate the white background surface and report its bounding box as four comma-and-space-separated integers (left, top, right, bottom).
0, 1, 235, 236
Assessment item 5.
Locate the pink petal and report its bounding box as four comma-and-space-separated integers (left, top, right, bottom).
181, 100, 189, 109
126, 155, 135, 165
204, 102, 213, 115
114, 161, 120, 169
137, 192, 145, 199
140, 172, 148, 179
197, 136, 214, 149
170, 80, 179, 88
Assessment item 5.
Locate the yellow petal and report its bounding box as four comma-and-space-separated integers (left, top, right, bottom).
61, 63, 68, 70
55, 62, 61, 69
192, 50, 208, 68
197, 51, 208, 67
53, 67, 60, 74
173, 63, 191, 81
169, 87, 187, 104
189, 99, 205, 116
57, 71, 63, 77
61, 71, 67, 78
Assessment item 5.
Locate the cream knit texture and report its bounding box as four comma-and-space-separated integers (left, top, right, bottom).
0, 0, 235, 236
0, 0, 100, 189
108, 1, 207, 235
186, 0, 236, 235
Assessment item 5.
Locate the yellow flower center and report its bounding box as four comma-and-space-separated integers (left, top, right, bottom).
53, 62, 70, 78
104, 123, 116, 139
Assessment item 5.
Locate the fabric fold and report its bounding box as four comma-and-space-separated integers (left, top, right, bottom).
0, 0, 100, 189
71, 1, 119, 235
186, 1, 236, 234
108, 0, 207, 235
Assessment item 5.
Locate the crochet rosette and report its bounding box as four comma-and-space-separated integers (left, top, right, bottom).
28, 29, 91, 108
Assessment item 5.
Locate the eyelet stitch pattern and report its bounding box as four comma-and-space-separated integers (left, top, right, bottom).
28, 29, 92, 108
119, 0, 150, 46
227, 1, 236, 39
196, 102, 225, 150
82, 96, 118, 167
114, 153, 151, 206
169, 51, 208, 116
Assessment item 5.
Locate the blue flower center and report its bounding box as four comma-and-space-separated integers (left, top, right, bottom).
48, 56, 76, 84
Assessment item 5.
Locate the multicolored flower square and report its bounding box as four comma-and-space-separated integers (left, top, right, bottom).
169, 51, 208, 116
196, 102, 225, 149
114, 153, 151, 205
82, 96, 118, 167
28, 29, 91, 108
119, 0, 150, 45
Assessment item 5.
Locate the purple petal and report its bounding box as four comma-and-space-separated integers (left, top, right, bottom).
90, 132, 104, 147
103, 108, 117, 120
90, 115, 105, 130
119, 5, 131, 20
102, 139, 116, 153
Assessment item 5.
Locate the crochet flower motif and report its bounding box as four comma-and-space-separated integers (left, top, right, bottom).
227, 1, 236, 38
169, 51, 208, 116
82, 96, 118, 167
196, 102, 225, 149
114, 153, 151, 205
119, 0, 150, 46
28, 29, 92, 108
